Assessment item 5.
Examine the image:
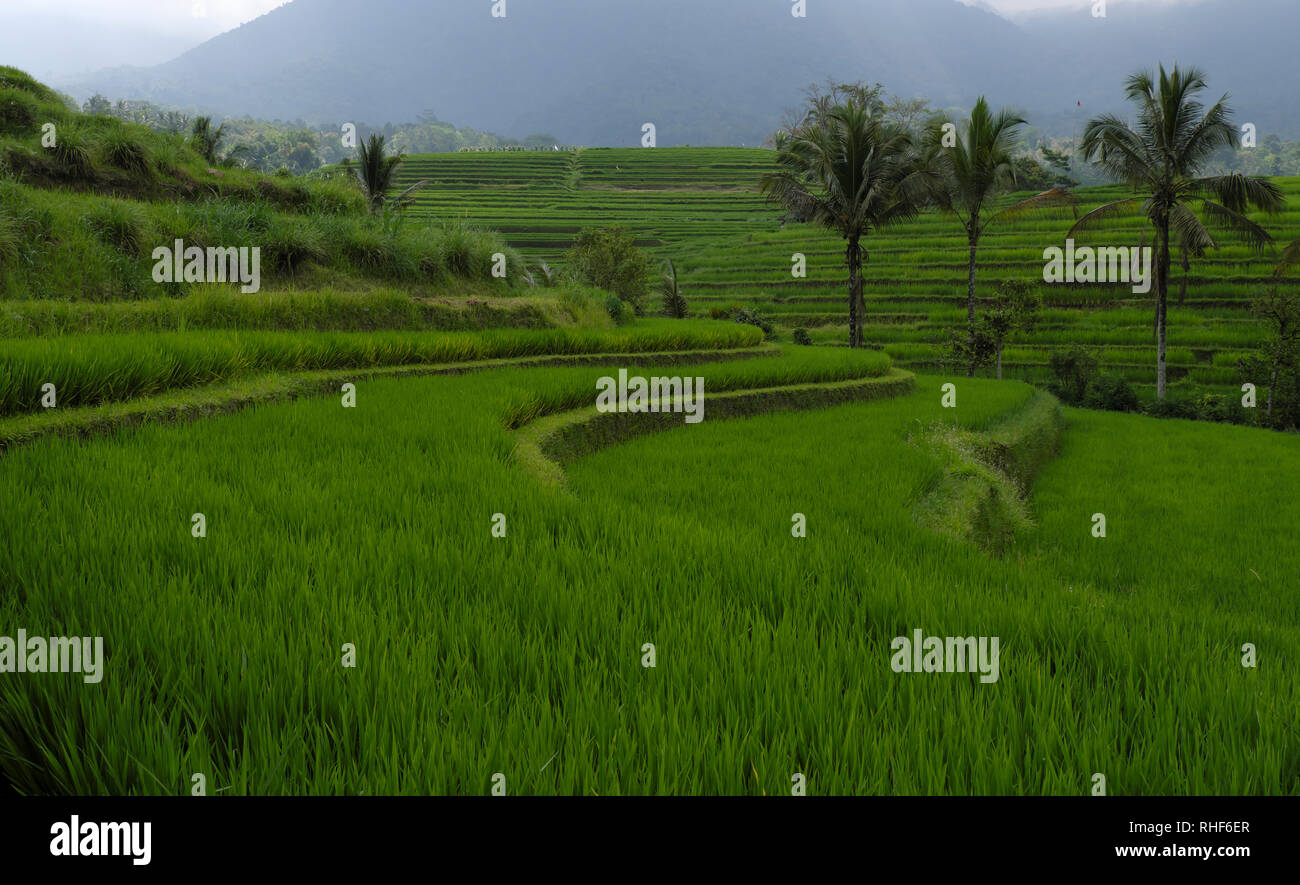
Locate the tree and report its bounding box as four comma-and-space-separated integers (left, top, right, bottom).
1040, 144, 1073, 175
1242, 288, 1300, 421
660, 259, 688, 318
761, 97, 928, 348
981, 279, 1041, 380
882, 95, 935, 135
190, 116, 228, 165
1074, 65, 1285, 399
347, 134, 427, 213
565, 227, 652, 313
923, 97, 1076, 376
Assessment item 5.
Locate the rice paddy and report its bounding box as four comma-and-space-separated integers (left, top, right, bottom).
2, 90, 1297, 799
2, 348, 1294, 795
394, 148, 1300, 400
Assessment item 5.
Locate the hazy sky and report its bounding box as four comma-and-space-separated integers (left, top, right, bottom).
0, 0, 1195, 81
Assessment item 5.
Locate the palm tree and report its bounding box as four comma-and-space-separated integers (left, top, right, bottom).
923, 98, 1076, 376
660, 259, 688, 318
190, 116, 227, 165
761, 99, 928, 348
348, 134, 428, 213
532, 260, 560, 287
1074, 65, 1285, 399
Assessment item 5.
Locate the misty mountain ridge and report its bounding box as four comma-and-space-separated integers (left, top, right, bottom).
51, 0, 1300, 145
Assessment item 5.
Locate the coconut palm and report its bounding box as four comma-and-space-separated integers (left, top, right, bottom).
923, 98, 1076, 376
1074, 65, 1285, 399
189, 116, 227, 165
348, 134, 428, 213
761, 99, 928, 348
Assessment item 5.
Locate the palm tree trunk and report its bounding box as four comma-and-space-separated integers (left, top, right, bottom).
966, 233, 979, 378
1156, 216, 1171, 400
847, 238, 862, 349
856, 246, 868, 348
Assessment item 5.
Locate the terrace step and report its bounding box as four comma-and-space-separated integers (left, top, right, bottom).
513, 369, 916, 489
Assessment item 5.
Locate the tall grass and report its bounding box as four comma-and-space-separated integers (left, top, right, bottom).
0, 322, 765, 416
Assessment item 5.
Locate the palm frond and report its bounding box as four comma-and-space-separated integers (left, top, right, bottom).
1200, 200, 1275, 252
1066, 198, 1138, 239
987, 187, 1079, 226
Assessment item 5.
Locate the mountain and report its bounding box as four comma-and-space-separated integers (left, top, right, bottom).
50, 0, 1300, 145
1016, 0, 1300, 140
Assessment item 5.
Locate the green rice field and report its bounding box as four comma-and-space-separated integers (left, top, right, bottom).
2, 341, 1295, 794
394, 148, 1300, 399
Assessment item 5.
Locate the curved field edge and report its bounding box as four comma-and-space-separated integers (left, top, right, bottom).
0, 344, 779, 453
514, 369, 916, 489
0, 322, 765, 419
911, 391, 1066, 554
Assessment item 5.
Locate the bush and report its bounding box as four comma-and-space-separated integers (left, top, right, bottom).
0, 87, 42, 136
1142, 397, 1199, 421
604, 295, 633, 326
434, 218, 491, 278
50, 123, 98, 179
84, 203, 146, 255
792, 327, 813, 346
1193, 393, 1252, 425
731, 307, 773, 338
565, 226, 651, 314
99, 127, 154, 179
1083, 373, 1139, 412
1047, 345, 1100, 404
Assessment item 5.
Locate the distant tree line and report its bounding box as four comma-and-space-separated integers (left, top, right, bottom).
77, 95, 558, 174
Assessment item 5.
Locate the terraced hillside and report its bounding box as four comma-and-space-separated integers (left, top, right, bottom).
394, 148, 1300, 400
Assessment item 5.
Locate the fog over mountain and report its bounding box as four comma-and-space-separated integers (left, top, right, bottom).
48, 0, 1300, 144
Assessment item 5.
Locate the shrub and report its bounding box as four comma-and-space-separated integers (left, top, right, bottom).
261, 219, 327, 274
604, 295, 633, 326
731, 307, 773, 338
792, 327, 813, 346
1193, 394, 1252, 425
0, 87, 42, 136
150, 132, 189, 175
435, 219, 488, 278
1083, 373, 1139, 412
1142, 397, 1198, 421
99, 127, 154, 178
48, 122, 96, 178
84, 203, 146, 255
1047, 345, 1100, 405
565, 226, 652, 314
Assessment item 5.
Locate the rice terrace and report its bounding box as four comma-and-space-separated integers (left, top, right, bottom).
1, 0, 1299, 836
